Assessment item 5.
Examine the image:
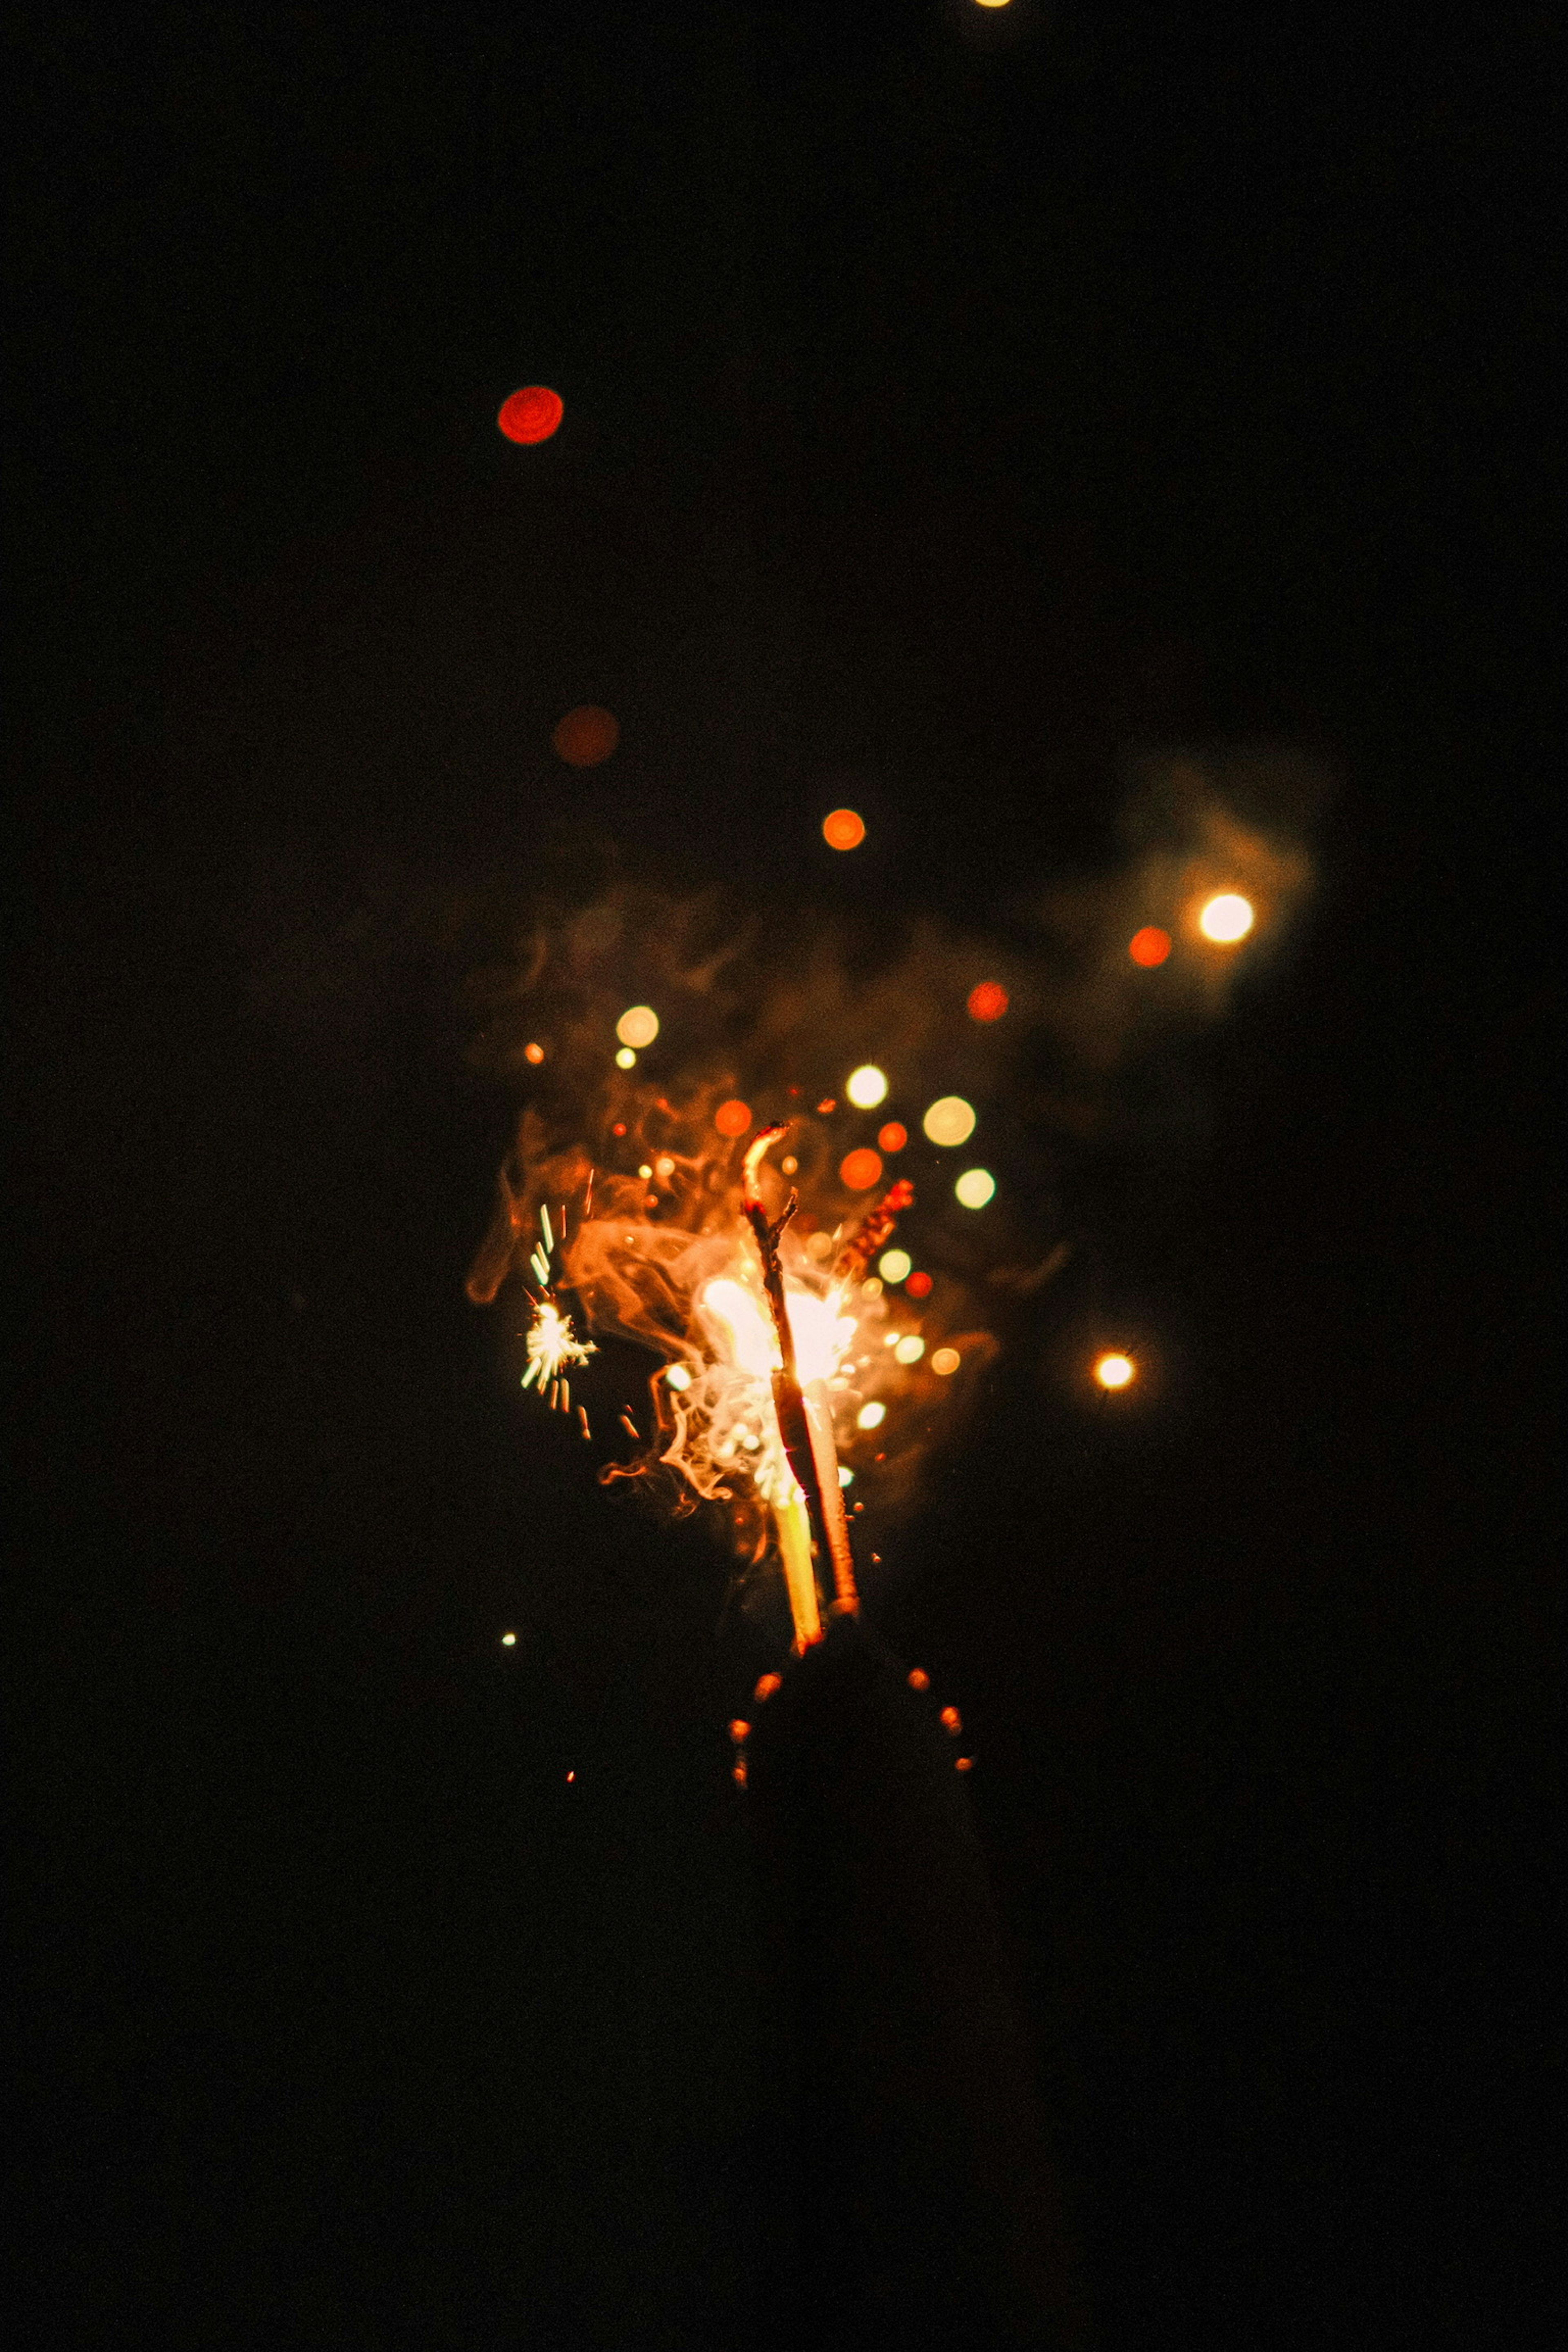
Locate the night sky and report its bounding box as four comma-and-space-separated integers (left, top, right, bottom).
10, 7, 1558, 2348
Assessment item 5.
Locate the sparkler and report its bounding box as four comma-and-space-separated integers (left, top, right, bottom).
741, 1125, 858, 1641
519, 1199, 596, 1430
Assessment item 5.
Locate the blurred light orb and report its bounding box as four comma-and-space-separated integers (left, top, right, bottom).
923, 1095, 977, 1147
616, 1006, 659, 1048
877, 1120, 908, 1153
665, 1363, 691, 1391
780, 1154, 798, 1174
497, 385, 563, 443
713, 1098, 752, 1138
846, 1064, 889, 1109
930, 1346, 960, 1375
838, 1466, 855, 1486
905, 1270, 933, 1299
655, 1156, 675, 1178
1094, 1352, 1136, 1390
615, 1047, 637, 1069
840, 1147, 884, 1191
501, 1631, 517, 1646
822, 808, 866, 851
857, 1401, 886, 1430
552, 704, 619, 767
523, 1041, 546, 1064
1198, 892, 1255, 944
894, 1334, 925, 1365
967, 980, 1009, 1022
878, 1248, 913, 1284
1129, 925, 1173, 967
954, 1167, 996, 1209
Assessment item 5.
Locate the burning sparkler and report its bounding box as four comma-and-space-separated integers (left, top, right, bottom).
518, 1200, 597, 1426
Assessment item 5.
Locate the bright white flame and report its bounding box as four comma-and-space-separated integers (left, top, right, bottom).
894, 1334, 925, 1365
1198, 892, 1255, 944
878, 1248, 912, 1284
857, 1401, 886, 1430
846, 1064, 889, 1109
616, 1005, 660, 1047
923, 1095, 976, 1147
955, 1167, 996, 1208
700, 1278, 779, 1378
1095, 1352, 1135, 1390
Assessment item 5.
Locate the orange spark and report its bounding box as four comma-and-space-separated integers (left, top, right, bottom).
967, 980, 1009, 1022
822, 808, 866, 851
1129, 925, 1172, 967
839, 1147, 883, 1192
497, 385, 563, 443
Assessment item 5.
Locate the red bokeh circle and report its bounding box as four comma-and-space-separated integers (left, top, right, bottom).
497, 386, 564, 444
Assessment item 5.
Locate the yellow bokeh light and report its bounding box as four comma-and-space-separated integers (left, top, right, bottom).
857, 1401, 886, 1430
931, 1347, 961, 1376
501, 1631, 517, 1646
894, 1334, 925, 1365
845, 1064, 889, 1109
923, 1095, 976, 1147
616, 1005, 659, 1047
878, 1247, 913, 1284
615, 1047, 637, 1068
1198, 893, 1255, 944
1094, 1352, 1135, 1390
954, 1167, 996, 1209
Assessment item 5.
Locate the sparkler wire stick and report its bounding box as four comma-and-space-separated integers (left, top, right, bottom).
743, 1126, 859, 1622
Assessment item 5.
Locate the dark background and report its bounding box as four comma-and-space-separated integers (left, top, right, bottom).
9, 5, 1559, 2346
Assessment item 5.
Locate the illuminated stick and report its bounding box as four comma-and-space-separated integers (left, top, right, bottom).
743, 1126, 859, 1620
772, 1489, 823, 1650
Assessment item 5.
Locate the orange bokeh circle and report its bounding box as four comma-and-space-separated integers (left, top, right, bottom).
877, 1121, 908, 1153
840, 1147, 883, 1191
713, 1098, 752, 1138
905, 1270, 933, 1299
967, 980, 1009, 1022
1129, 925, 1172, 968
497, 386, 564, 444
822, 808, 866, 851
552, 705, 620, 767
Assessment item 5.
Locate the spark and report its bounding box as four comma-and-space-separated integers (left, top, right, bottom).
525, 1298, 596, 1398
497, 385, 563, 443
540, 1204, 553, 1252
501, 1632, 517, 1646
1094, 1352, 1135, 1390
845, 1064, 888, 1109
524, 1042, 546, 1063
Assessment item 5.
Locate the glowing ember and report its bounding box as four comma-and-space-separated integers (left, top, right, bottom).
523, 1042, 546, 1064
